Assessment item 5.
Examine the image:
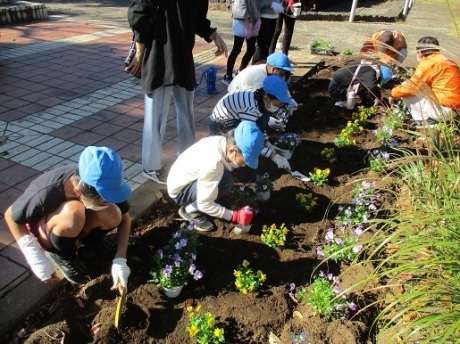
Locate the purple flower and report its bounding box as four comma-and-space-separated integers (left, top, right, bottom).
173, 254, 182, 267
319, 271, 326, 278
332, 285, 341, 294
175, 238, 187, 250
352, 225, 363, 236
157, 249, 163, 259
316, 246, 325, 259
288, 283, 296, 298
189, 263, 196, 274
352, 244, 363, 253
348, 302, 358, 311
334, 237, 344, 245
173, 231, 181, 238
325, 228, 334, 242
163, 265, 172, 278
193, 270, 203, 280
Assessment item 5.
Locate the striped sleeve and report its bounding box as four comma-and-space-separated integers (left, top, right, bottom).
211, 90, 262, 123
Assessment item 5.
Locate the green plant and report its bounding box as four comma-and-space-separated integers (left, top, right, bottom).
344, 123, 460, 342
351, 105, 375, 126
186, 303, 225, 344
276, 132, 301, 151
340, 48, 352, 56
296, 192, 318, 213
373, 125, 393, 143
333, 134, 355, 148
316, 225, 364, 262
310, 39, 332, 50
261, 223, 288, 248
149, 223, 203, 289
320, 147, 336, 163
335, 181, 380, 228
290, 273, 358, 320
368, 149, 390, 172
254, 172, 274, 192
234, 259, 266, 294
231, 185, 258, 209
308, 167, 330, 186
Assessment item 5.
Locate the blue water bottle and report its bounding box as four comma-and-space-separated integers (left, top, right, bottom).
205, 66, 218, 94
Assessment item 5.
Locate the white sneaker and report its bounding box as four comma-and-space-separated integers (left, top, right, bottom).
142, 169, 167, 184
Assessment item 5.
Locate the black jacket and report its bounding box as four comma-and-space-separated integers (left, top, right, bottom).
128, 0, 216, 93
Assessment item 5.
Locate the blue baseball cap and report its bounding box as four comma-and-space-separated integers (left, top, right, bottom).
78, 146, 132, 203
267, 52, 293, 72
234, 121, 265, 169
263, 75, 291, 104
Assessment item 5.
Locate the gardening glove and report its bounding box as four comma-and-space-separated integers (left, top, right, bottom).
273, 154, 291, 170
268, 117, 286, 131
271, 2, 284, 13
232, 206, 254, 225
111, 258, 130, 290
17, 234, 55, 281
244, 26, 252, 40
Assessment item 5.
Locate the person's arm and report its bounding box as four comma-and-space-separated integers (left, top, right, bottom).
391, 62, 428, 99
111, 211, 132, 290
5, 206, 57, 282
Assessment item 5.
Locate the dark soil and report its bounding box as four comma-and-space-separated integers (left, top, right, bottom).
9, 58, 418, 344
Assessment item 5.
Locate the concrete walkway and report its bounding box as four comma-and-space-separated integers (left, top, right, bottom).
0, 0, 459, 338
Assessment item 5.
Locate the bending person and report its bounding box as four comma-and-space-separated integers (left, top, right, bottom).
5, 146, 132, 287
390, 36, 460, 127
210, 75, 292, 170
167, 121, 265, 232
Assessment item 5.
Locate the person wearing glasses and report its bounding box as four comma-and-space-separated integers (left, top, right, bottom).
5, 146, 132, 287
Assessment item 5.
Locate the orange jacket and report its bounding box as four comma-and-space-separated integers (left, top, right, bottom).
391, 53, 460, 109
361, 29, 407, 62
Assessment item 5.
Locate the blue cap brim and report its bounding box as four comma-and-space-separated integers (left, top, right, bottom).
97, 181, 132, 204
244, 154, 259, 169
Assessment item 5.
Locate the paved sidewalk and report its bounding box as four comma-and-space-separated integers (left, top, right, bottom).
0, 0, 459, 338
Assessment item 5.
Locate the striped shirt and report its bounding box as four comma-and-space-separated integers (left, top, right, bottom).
210, 89, 262, 128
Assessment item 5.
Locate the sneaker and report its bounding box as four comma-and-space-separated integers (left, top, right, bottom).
222, 74, 232, 86
142, 169, 167, 185
46, 251, 89, 285
178, 207, 214, 232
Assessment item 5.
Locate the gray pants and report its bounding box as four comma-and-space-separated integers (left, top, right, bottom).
143, 85, 196, 171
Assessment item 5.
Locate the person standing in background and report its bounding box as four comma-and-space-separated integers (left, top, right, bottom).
252, 0, 284, 64
126, 0, 228, 184
269, 0, 298, 56
222, 0, 260, 86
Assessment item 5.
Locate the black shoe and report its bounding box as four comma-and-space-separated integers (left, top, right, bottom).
46, 251, 89, 285
222, 74, 232, 86
178, 207, 214, 232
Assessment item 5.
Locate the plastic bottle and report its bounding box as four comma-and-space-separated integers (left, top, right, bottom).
347, 91, 356, 110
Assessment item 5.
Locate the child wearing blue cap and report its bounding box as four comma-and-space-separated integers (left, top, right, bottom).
167, 121, 265, 232
5, 146, 132, 287
209, 75, 292, 171
228, 52, 298, 130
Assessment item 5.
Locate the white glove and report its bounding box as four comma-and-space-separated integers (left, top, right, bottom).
271, 2, 284, 13
111, 257, 131, 290
265, 140, 277, 151
17, 234, 55, 281
268, 117, 286, 131
273, 154, 291, 170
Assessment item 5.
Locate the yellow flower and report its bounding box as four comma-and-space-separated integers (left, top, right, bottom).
324, 168, 330, 176
189, 325, 198, 337
235, 280, 242, 288
242, 260, 250, 268
195, 304, 201, 313
242, 288, 248, 294
186, 306, 193, 313
214, 328, 224, 337
207, 318, 215, 327
234, 270, 241, 277
248, 285, 255, 292
257, 270, 267, 281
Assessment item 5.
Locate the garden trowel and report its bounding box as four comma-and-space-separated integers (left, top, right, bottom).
114, 285, 127, 329
286, 169, 310, 182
